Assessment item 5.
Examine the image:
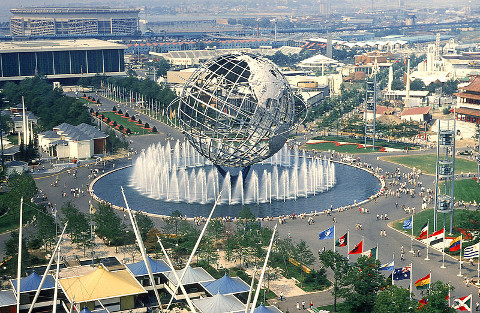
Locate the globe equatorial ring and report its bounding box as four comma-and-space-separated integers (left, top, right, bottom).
168, 52, 307, 168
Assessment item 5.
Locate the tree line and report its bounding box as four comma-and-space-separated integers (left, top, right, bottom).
2, 76, 92, 131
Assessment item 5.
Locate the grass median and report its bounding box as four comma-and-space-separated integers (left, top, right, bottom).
382, 154, 478, 175
100, 111, 151, 135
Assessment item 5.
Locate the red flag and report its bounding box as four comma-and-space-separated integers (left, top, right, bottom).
349, 240, 363, 255
417, 222, 428, 240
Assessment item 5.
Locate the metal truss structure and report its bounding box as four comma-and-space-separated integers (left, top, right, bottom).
434, 119, 455, 233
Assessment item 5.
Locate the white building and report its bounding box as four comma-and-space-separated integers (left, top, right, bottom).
38, 123, 106, 159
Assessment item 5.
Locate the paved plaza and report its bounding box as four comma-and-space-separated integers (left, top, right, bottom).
2, 92, 479, 312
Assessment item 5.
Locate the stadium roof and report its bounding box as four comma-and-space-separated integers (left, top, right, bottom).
11, 272, 56, 293
126, 256, 170, 277
201, 274, 250, 296
192, 293, 245, 313
53, 122, 106, 141
0, 39, 126, 53
11, 7, 140, 14
59, 267, 146, 303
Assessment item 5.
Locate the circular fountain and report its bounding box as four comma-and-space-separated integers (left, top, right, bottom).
92, 140, 382, 218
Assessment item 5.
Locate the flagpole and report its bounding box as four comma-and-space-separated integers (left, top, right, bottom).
424, 220, 430, 261
333, 225, 336, 253
376, 242, 378, 260
391, 253, 394, 286
458, 234, 463, 277
409, 213, 414, 253
347, 230, 350, 260
409, 263, 413, 300
477, 243, 479, 284
441, 229, 446, 269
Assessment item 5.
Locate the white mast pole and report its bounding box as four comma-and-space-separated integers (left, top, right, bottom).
121, 187, 164, 313
166, 191, 223, 311
249, 224, 278, 313
458, 235, 463, 277
52, 246, 61, 313
28, 223, 68, 313
16, 197, 23, 313
156, 237, 196, 313
244, 267, 257, 313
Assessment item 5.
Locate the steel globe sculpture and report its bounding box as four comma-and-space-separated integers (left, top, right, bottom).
173, 53, 305, 168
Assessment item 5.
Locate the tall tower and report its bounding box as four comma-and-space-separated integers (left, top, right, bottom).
364, 75, 377, 151
326, 34, 333, 59
434, 119, 455, 234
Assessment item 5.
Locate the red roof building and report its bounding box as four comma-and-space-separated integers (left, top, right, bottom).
400, 107, 431, 122
454, 75, 480, 124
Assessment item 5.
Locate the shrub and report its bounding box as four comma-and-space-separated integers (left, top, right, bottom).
118, 109, 123, 114
112, 106, 117, 111
125, 112, 129, 117
442, 106, 451, 115
131, 115, 136, 121
119, 125, 124, 130
112, 121, 117, 127
138, 119, 142, 124
126, 128, 131, 134
96, 99, 101, 104
106, 117, 110, 123
144, 122, 150, 128
152, 126, 157, 133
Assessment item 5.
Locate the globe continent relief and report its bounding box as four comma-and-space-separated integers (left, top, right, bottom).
176, 53, 301, 168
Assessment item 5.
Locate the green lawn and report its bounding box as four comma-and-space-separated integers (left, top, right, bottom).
382, 154, 478, 175
453, 179, 480, 203
311, 136, 419, 150
315, 302, 350, 313
100, 112, 152, 135
303, 142, 385, 154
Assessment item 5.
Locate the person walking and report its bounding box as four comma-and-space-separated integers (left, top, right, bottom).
296, 302, 300, 311
302, 301, 305, 310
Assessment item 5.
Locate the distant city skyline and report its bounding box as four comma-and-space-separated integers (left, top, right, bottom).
0, 0, 475, 22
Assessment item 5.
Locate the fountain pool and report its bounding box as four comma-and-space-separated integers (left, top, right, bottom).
92, 141, 382, 218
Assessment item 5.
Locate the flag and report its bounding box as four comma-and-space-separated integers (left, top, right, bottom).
319, 226, 335, 240
464, 243, 480, 259
361, 246, 378, 259
428, 228, 445, 246
418, 298, 428, 309
349, 240, 363, 255
453, 294, 472, 311
415, 273, 431, 290
393, 265, 411, 280
335, 232, 347, 247
403, 216, 412, 229
449, 235, 461, 252
417, 222, 428, 240
380, 260, 394, 271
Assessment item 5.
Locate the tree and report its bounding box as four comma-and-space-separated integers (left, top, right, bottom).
207, 219, 225, 242
238, 206, 255, 220
319, 250, 350, 312
61, 201, 94, 256
374, 285, 415, 313
35, 209, 57, 252
135, 211, 155, 241
391, 79, 404, 90
418, 281, 455, 313
338, 255, 383, 312
410, 79, 425, 91
93, 203, 128, 251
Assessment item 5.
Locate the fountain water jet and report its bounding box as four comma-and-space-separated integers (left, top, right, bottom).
130, 141, 336, 205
